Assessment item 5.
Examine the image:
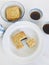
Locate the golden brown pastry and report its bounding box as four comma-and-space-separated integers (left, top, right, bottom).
26, 38, 36, 48
11, 31, 27, 49
5, 6, 21, 21
11, 31, 27, 43
13, 40, 24, 49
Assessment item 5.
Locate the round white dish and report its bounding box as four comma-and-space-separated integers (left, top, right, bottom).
2, 21, 42, 64
0, 1, 25, 23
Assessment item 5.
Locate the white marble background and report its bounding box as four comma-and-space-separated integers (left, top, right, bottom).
0, 0, 49, 65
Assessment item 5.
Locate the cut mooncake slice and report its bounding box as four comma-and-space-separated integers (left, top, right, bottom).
11, 31, 27, 49
11, 31, 27, 43
14, 41, 24, 49
26, 38, 36, 48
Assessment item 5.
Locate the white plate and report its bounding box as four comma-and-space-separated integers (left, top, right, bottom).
2, 21, 42, 64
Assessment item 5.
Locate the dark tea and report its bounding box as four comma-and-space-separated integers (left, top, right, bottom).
43, 24, 49, 34
30, 11, 40, 20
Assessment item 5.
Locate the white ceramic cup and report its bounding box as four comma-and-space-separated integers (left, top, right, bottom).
29, 8, 43, 23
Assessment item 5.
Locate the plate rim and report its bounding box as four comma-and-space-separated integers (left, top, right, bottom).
2, 21, 43, 63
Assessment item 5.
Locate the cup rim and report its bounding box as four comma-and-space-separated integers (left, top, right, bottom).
0, 1, 25, 23
29, 8, 43, 21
